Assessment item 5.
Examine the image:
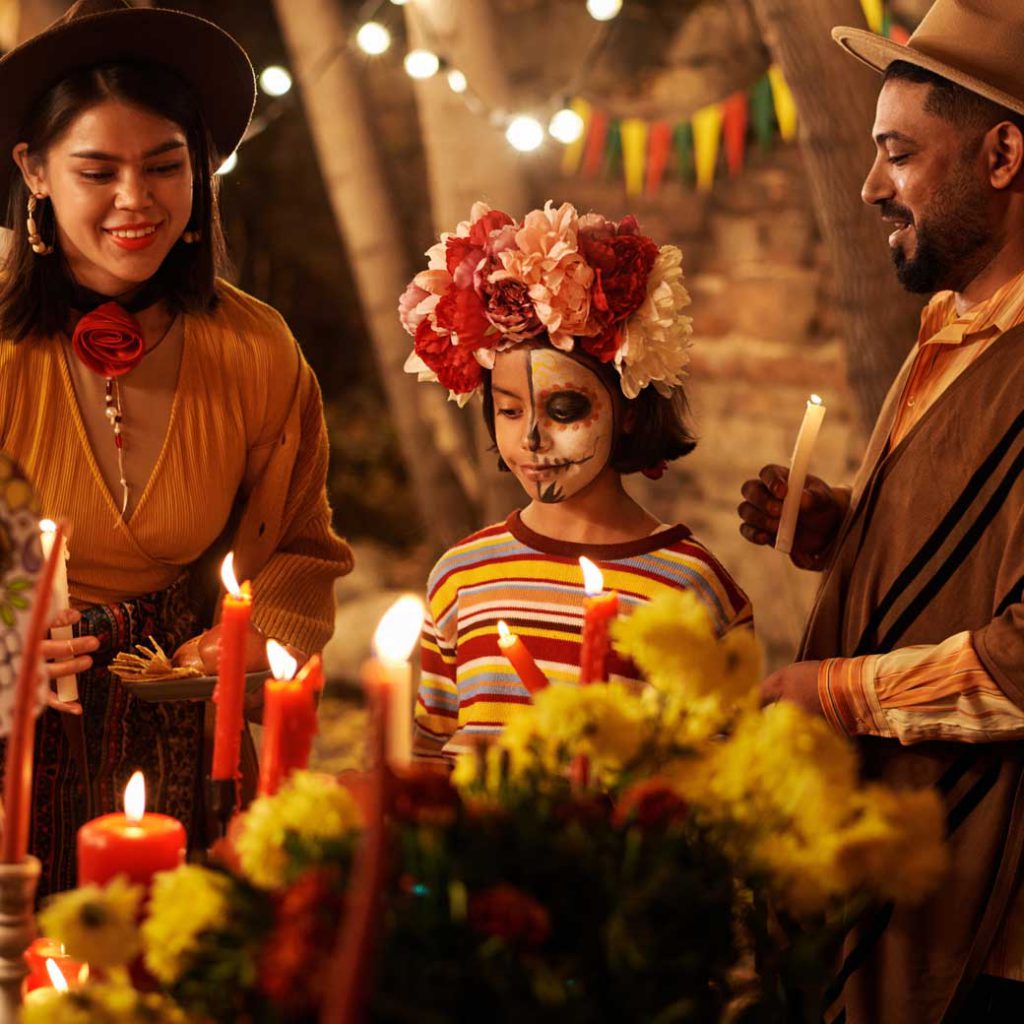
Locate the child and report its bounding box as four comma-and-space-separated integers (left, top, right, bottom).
400, 202, 752, 764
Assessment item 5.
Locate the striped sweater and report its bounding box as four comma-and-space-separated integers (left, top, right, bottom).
414, 510, 752, 762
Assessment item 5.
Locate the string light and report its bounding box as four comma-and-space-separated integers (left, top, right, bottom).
258, 66, 292, 97
586, 0, 623, 21
404, 48, 441, 79
505, 115, 544, 152
216, 152, 238, 176
446, 69, 468, 94
356, 21, 391, 56
389, 0, 409, 4
548, 106, 584, 144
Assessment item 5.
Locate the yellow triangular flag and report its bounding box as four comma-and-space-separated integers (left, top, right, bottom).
692, 104, 723, 192
561, 97, 591, 176
767, 65, 798, 142
859, 0, 885, 33
620, 118, 648, 197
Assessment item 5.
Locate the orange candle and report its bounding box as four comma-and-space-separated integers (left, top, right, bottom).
77, 772, 185, 888
212, 552, 252, 781
497, 620, 549, 695
2, 519, 64, 863
578, 557, 619, 685
258, 644, 322, 797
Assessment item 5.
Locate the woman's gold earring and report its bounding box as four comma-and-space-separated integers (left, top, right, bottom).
181, 229, 201, 244
26, 193, 54, 255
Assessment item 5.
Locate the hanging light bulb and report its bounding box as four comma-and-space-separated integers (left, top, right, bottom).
506, 115, 544, 152
447, 69, 468, 94
586, 0, 623, 21
548, 106, 584, 144
216, 151, 238, 176
404, 49, 441, 79
389, 0, 409, 4
356, 21, 391, 56
258, 65, 292, 97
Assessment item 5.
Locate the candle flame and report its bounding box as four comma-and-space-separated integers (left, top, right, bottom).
220, 552, 241, 597
372, 594, 425, 663
809, 393, 823, 406
45, 958, 68, 993
579, 556, 604, 596
78, 964, 90, 984
40, 518, 57, 534
266, 639, 298, 681
497, 619, 512, 641
124, 770, 145, 823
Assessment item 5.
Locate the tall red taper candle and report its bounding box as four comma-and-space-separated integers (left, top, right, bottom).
211, 553, 252, 781
2, 520, 64, 862
578, 556, 619, 685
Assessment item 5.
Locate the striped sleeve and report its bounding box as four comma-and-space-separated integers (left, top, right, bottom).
818, 631, 1024, 744
413, 566, 461, 765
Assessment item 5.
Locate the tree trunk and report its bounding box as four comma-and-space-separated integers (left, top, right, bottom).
14, 0, 64, 41
748, 0, 924, 429
404, 0, 526, 522
271, 0, 478, 550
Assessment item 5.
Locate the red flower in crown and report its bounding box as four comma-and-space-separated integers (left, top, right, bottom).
71, 302, 145, 378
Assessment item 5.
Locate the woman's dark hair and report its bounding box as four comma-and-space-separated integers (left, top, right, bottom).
480, 350, 698, 476
0, 60, 226, 340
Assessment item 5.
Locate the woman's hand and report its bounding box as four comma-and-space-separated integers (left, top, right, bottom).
40, 608, 99, 681
172, 623, 269, 676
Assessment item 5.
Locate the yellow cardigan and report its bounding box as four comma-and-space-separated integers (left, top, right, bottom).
0, 281, 352, 653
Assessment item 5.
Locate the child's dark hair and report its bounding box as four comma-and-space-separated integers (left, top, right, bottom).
0, 60, 226, 340
480, 352, 697, 476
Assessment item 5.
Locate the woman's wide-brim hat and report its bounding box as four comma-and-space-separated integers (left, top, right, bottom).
832, 0, 1024, 117
0, 0, 255, 219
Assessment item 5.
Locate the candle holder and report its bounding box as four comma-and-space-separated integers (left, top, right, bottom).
206, 779, 238, 843
0, 856, 40, 1024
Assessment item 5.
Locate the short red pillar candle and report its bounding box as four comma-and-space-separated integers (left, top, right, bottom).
497, 620, 549, 695
259, 644, 322, 797
212, 552, 253, 781
77, 772, 186, 888
578, 556, 619, 685
23, 940, 83, 995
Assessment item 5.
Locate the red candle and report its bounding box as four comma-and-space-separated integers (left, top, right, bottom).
77, 772, 185, 888
578, 556, 619, 685
2, 519, 64, 863
23, 940, 83, 995
497, 620, 549, 695
258, 644, 322, 797
212, 552, 253, 781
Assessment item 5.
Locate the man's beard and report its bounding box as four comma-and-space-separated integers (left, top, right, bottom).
888, 163, 1000, 294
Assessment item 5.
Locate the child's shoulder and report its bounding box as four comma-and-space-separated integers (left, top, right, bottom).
426, 518, 521, 592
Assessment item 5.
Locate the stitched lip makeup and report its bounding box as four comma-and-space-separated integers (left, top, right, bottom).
104, 221, 161, 251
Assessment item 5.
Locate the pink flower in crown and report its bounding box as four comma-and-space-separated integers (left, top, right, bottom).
494, 201, 596, 351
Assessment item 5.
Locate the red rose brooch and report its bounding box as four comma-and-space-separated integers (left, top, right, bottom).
71, 302, 145, 378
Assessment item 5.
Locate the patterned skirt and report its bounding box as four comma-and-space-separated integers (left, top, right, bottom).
27, 574, 205, 897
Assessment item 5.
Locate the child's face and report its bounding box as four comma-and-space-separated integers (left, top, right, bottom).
491, 347, 614, 504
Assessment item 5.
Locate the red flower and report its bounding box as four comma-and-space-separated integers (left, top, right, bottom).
435, 285, 494, 351
392, 765, 461, 827
71, 302, 145, 377
613, 778, 688, 829
414, 319, 484, 396
468, 883, 551, 948
579, 322, 621, 363
469, 209, 515, 247
480, 275, 544, 338
579, 221, 659, 324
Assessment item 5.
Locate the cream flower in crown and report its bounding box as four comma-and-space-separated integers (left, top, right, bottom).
399, 201, 693, 404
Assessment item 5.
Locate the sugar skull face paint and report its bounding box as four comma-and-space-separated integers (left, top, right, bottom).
491, 347, 614, 504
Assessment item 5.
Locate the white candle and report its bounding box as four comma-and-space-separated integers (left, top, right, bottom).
370, 595, 425, 769
39, 519, 78, 702
775, 395, 827, 556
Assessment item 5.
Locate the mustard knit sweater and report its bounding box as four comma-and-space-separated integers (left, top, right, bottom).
0, 281, 352, 653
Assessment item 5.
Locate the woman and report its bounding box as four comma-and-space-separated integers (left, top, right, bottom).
0, 0, 352, 894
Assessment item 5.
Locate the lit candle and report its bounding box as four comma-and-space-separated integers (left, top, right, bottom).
22, 941, 83, 995
258, 642, 322, 797
775, 394, 827, 556
326, 596, 425, 1020
578, 556, 619, 685
2, 520, 64, 863
76, 771, 186, 888
21, 959, 70, 1007
39, 520, 77, 703
211, 552, 252, 782
497, 620, 549, 695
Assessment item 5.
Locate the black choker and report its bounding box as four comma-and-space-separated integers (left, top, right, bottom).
69, 274, 167, 315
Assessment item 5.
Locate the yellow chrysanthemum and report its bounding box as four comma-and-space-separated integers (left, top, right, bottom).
141, 865, 234, 985
38, 876, 142, 969
235, 770, 363, 889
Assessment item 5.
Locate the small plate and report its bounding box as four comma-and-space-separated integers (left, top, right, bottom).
118, 670, 270, 703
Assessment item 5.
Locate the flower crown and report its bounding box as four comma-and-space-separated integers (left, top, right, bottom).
400, 201, 693, 405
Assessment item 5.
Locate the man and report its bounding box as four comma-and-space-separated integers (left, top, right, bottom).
738, 2, 1024, 1021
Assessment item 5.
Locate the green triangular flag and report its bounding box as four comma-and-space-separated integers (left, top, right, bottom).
673, 121, 694, 186
751, 75, 775, 153
603, 119, 623, 179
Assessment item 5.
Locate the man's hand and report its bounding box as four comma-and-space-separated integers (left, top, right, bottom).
738, 465, 847, 570
759, 661, 825, 719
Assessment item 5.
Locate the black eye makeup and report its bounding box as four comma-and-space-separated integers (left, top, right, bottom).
544, 390, 592, 424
